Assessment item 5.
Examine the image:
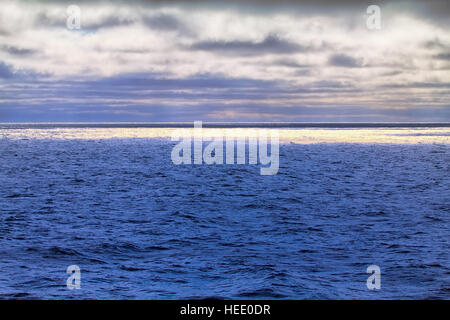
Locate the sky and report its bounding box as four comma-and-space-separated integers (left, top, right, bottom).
0, 0, 449, 122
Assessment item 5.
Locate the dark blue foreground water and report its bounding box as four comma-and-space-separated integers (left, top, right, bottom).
0, 137, 449, 299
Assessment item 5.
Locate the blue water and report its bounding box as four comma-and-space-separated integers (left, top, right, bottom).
0, 135, 449, 299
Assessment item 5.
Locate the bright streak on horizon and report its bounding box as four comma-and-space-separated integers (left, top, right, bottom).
1, 127, 449, 144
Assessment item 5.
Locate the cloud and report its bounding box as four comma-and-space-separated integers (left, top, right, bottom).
0, 0, 449, 122
35, 11, 66, 28
143, 13, 187, 33
1, 45, 36, 56
275, 58, 311, 68
84, 16, 135, 31
190, 35, 304, 56
328, 54, 362, 68
380, 82, 450, 89
35, 9, 135, 31
424, 38, 448, 50
433, 52, 450, 60
3, 71, 447, 122
88, 73, 278, 90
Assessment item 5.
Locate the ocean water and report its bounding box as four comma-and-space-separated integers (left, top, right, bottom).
0, 125, 449, 299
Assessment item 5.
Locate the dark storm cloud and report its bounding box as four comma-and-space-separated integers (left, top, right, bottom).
0, 62, 14, 78
328, 54, 362, 68
190, 35, 304, 56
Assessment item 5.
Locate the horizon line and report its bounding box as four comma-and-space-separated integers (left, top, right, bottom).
1, 121, 449, 128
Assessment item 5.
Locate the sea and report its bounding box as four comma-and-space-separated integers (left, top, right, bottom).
0, 123, 449, 299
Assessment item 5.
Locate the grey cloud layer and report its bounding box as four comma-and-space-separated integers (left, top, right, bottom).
1, 45, 36, 56
328, 54, 362, 68
31, 0, 450, 23
1, 72, 448, 121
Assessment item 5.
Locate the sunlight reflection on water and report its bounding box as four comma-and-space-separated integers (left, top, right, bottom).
1, 127, 449, 144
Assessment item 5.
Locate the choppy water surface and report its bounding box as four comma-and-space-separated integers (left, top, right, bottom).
0, 126, 449, 299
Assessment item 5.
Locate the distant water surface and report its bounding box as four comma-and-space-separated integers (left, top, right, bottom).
1, 124, 449, 144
